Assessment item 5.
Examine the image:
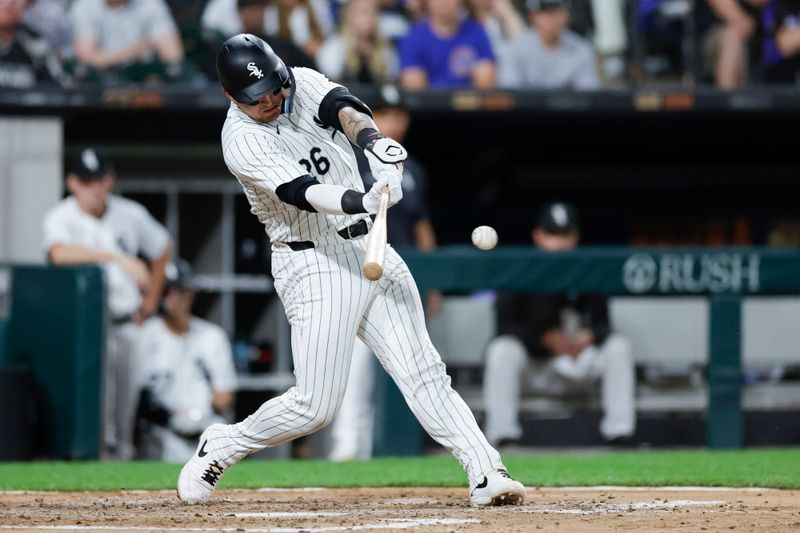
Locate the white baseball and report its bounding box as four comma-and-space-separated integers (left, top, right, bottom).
471, 225, 498, 250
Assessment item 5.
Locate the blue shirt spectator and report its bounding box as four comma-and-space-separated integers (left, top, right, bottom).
399, 0, 495, 89
762, 0, 800, 83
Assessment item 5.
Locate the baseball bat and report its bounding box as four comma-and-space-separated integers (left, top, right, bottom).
363, 186, 389, 281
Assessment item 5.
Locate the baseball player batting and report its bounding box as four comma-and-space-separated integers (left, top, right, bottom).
177, 33, 525, 507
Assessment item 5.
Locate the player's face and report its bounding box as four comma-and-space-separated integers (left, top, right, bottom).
233, 90, 284, 123
426, 0, 462, 19
163, 286, 195, 319
531, 8, 569, 43
0, 0, 26, 29
533, 228, 579, 251
239, 3, 267, 34
373, 108, 410, 143
67, 173, 114, 217
347, 0, 379, 37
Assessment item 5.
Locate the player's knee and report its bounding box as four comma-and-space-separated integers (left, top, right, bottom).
485, 335, 527, 369
406, 357, 452, 397
306, 408, 337, 432
286, 389, 338, 430
603, 334, 633, 366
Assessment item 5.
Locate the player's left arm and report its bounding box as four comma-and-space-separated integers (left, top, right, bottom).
137, 244, 172, 324
208, 326, 237, 415
316, 86, 407, 167
285, 84, 408, 215
470, 27, 497, 89
212, 391, 235, 414
133, 203, 173, 324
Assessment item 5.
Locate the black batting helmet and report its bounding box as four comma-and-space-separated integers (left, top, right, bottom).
216, 33, 296, 112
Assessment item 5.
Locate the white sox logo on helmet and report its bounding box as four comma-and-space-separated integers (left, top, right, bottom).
247, 62, 264, 79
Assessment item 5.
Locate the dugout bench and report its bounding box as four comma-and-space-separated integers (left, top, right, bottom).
372, 246, 800, 455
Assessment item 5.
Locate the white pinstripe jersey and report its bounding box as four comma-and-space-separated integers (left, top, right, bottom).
221, 67, 366, 245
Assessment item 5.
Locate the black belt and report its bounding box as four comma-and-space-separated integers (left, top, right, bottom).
111, 314, 134, 326
286, 219, 370, 251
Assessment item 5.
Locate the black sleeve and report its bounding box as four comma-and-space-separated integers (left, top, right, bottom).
135, 387, 171, 427
275, 174, 321, 212
776, 0, 790, 26
403, 157, 430, 222
318, 87, 373, 134
527, 294, 562, 357
495, 293, 521, 338
581, 294, 611, 346
496, 293, 558, 358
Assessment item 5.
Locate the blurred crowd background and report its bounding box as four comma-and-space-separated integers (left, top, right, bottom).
3, 0, 800, 92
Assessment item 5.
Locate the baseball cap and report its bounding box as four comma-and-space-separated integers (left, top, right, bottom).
527, 0, 569, 11
69, 147, 114, 181
164, 259, 198, 295
165, 259, 197, 291
371, 84, 407, 111
536, 201, 579, 234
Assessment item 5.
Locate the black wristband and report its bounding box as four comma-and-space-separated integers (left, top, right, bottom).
356, 128, 383, 150
341, 190, 368, 214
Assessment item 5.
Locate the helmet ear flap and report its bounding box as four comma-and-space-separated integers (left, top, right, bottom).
280, 68, 296, 114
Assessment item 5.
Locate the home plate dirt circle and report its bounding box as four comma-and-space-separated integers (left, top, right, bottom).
1, 487, 798, 532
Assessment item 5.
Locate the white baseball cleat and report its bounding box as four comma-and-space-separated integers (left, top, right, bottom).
177, 424, 241, 504
469, 468, 526, 506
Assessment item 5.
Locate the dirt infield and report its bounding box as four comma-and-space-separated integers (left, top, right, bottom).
1, 487, 798, 532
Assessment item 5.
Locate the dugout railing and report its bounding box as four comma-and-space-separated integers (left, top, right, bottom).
373, 246, 800, 455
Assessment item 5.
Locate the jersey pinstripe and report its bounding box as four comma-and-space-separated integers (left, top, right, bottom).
221, 67, 366, 246
196, 68, 506, 489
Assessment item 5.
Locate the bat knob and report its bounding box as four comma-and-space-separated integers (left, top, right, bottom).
363, 263, 384, 281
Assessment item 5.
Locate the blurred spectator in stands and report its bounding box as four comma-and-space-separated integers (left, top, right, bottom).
202, 0, 332, 60
501, 0, 599, 89
133, 260, 236, 462
768, 217, 800, 246
317, 0, 398, 83
702, 0, 769, 89
201, 0, 316, 69
634, 0, 691, 83
399, 0, 496, 88
589, 0, 627, 84
329, 85, 442, 461
761, 0, 800, 84
42, 148, 172, 460
70, 0, 185, 83
0, 0, 69, 89
467, 0, 524, 86
328, 0, 415, 41
482, 202, 635, 447
21, 0, 74, 60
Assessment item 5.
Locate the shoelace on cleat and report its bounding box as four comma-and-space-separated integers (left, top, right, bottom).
498, 469, 513, 479
201, 461, 224, 486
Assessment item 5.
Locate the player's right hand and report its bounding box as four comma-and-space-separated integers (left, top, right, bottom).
117, 254, 151, 292
363, 168, 403, 213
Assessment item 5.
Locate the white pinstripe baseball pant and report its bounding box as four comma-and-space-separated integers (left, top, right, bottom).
214, 236, 503, 483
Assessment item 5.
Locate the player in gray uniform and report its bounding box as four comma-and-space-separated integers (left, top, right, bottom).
177, 33, 525, 506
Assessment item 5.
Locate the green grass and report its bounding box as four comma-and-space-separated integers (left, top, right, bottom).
1, 449, 799, 491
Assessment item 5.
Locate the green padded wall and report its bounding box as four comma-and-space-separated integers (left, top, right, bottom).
3, 265, 105, 459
